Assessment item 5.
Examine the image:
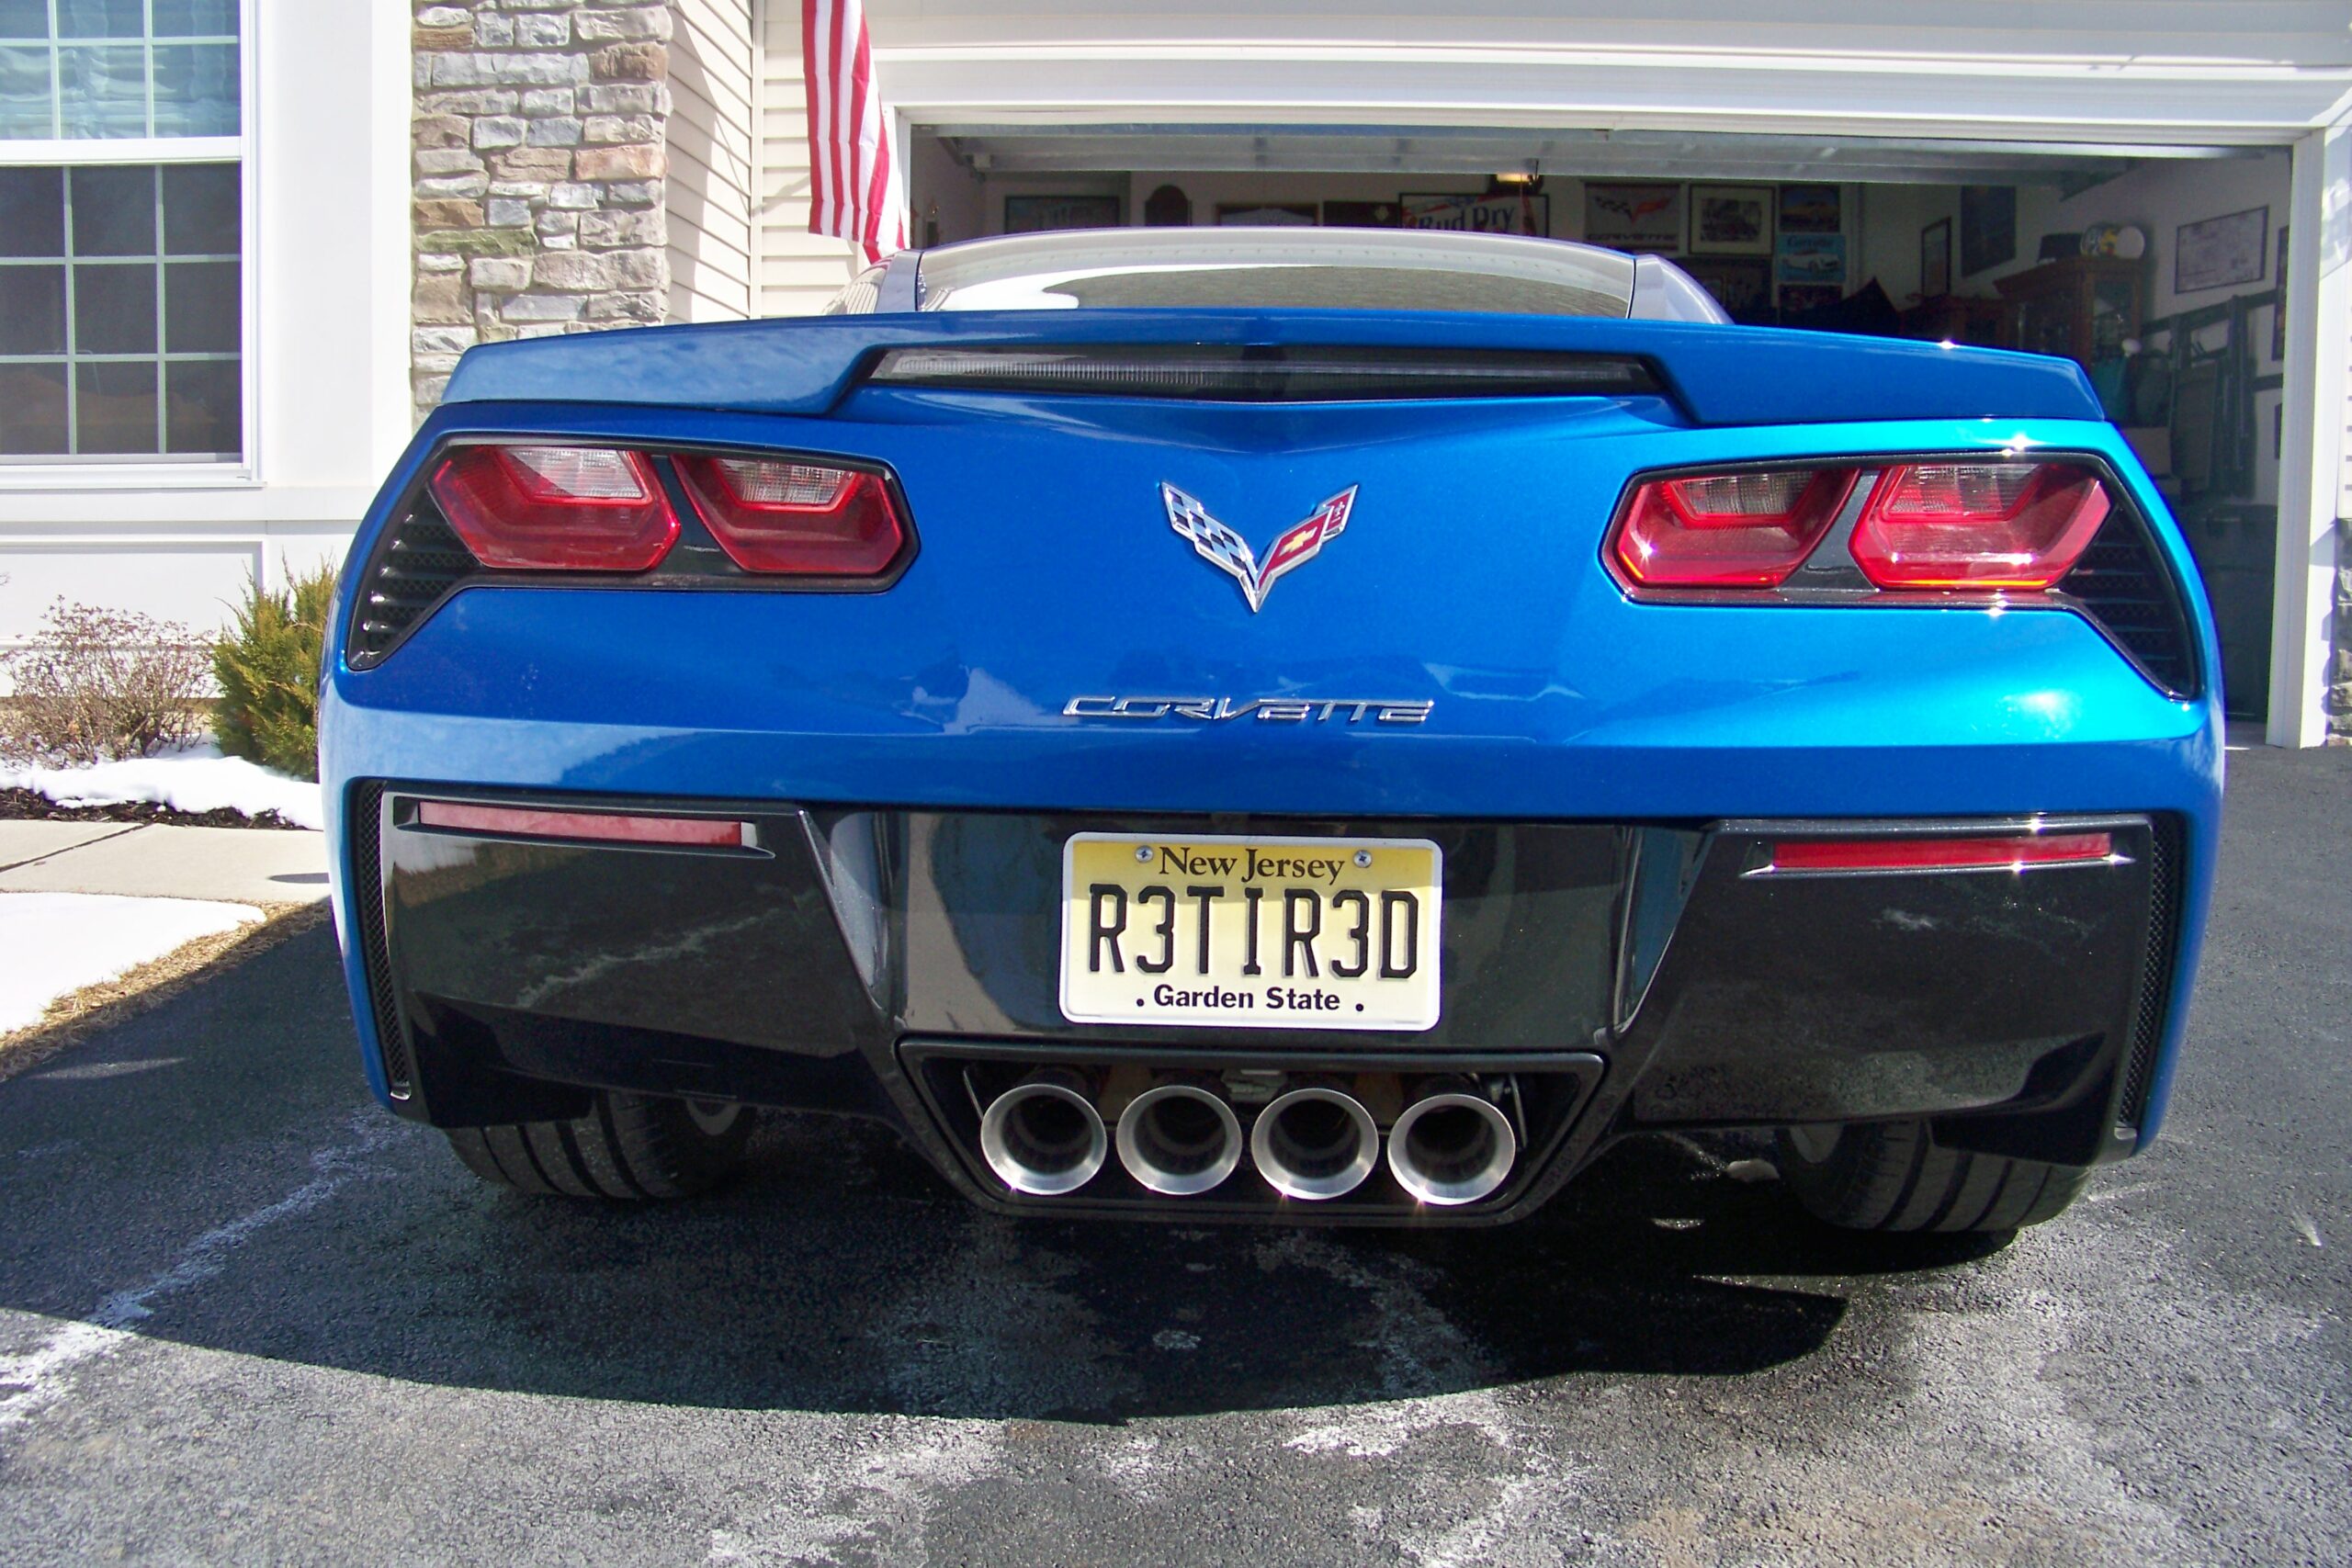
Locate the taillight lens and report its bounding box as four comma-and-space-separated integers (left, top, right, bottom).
428, 445, 678, 571
1849, 462, 2110, 590
1608, 468, 1854, 587
674, 455, 906, 576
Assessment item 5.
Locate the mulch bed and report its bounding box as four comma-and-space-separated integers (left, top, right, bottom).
0, 786, 307, 831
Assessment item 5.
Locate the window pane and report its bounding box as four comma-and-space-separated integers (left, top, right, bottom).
164, 357, 236, 453
0, 263, 65, 351
162, 163, 236, 254
0, 362, 69, 453
76, 357, 159, 453
3, 163, 240, 461
70, 164, 154, 255
152, 41, 234, 136
55, 0, 146, 39
164, 259, 233, 350
153, 0, 237, 39
0, 43, 51, 136
0, 166, 63, 257
74, 260, 156, 352
58, 42, 145, 138
0, 0, 47, 39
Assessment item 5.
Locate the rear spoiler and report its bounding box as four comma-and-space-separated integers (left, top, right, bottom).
441, 308, 2105, 428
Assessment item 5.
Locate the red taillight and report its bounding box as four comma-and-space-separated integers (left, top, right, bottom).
673, 455, 907, 576
428, 446, 678, 571
1608, 468, 1855, 588
414, 800, 751, 848
1766, 831, 2114, 874
1849, 462, 2110, 590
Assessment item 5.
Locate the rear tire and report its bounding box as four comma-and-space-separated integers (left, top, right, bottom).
1775, 1119, 2089, 1233
445, 1091, 756, 1200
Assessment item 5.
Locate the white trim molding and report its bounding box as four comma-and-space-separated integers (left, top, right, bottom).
2270, 122, 2351, 746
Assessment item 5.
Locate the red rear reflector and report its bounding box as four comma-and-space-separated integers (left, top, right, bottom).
1849, 462, 2110, 590
674, 455, 906, 576
1608, 468, 1855, 588
414, 801, 749, 848
429, 446, 678, 571
1768, 831, 2114, 874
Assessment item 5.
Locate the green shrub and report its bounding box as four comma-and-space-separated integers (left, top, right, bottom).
1, 599, 210, 764
212, 565, 336, 781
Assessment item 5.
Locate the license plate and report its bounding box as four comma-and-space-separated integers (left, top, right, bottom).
1059, 833, 1442, 1031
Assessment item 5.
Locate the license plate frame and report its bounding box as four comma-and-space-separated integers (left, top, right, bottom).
1057, 831, 1442, 1032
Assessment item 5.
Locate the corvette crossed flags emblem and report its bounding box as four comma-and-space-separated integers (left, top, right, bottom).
1160, 482, 1360, 613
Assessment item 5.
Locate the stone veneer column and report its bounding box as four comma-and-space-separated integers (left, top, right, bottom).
410, 0, 674, 419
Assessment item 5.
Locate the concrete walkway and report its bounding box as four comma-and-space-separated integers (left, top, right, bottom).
0, 821, 328, 905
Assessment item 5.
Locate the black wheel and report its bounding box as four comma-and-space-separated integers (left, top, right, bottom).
1775, 1119, 2090, 1233
445, 1091, 756, 1200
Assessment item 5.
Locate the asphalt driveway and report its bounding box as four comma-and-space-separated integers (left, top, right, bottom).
1, 746, 2346, 1566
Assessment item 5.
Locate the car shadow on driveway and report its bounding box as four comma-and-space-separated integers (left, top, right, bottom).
0, 924, 2007, 1427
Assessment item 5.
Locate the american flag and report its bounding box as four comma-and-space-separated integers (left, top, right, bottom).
802, 0, 906, 264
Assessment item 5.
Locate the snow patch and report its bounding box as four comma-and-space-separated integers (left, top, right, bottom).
0, 891, 261, 1034
2, 745, 323, 830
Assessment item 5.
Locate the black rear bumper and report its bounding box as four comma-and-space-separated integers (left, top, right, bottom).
346, 784, 2179, 1222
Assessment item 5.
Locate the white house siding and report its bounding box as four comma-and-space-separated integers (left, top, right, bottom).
754, 0, 862, 316
0, 1, 412, 667
666, 0, 758, 321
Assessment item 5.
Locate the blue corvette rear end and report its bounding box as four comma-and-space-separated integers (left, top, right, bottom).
322, 231, 2218, 1234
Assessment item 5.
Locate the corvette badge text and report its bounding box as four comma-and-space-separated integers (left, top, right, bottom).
1063, 696, 1433, 724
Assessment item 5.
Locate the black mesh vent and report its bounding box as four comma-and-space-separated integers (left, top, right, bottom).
349, 782, 412, 1098
348, 497, 477, 668
2118, 818, 2182, 1130
2061, 514, 2199, 698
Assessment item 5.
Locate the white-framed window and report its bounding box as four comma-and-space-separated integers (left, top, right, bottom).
0, 0, 245, 468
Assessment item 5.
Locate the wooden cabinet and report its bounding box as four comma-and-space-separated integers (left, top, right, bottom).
1994, 256, 2145, 367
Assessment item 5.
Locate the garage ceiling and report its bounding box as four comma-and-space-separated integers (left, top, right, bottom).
929, 125, 2267, 187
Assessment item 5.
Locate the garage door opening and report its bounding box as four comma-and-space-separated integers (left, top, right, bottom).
902, 126, 2291, 719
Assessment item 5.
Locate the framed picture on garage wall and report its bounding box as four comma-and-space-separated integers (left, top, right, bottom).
1777, 233, 1846, 286
2175, 205, 2268, 293
1960, 185, 2018, 276
1582, 183, 1681, 253
1002, 195, 1122, 233
1779, 282, 1844, 317
1779, 185, 1840, 235
1678, 256, 1772, 321
1400, 192, 1550, 236
1689, 184, 1773, 255
1921, 217, 1952, 299
2273, 226, 2289, 360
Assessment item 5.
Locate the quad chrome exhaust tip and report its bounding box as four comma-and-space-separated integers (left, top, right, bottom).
1114, 1083, 1244, 1196
1250, 1084, 1379, 1201
978, 1070, 1108, 1196
1386, 1082, 1517, 1207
